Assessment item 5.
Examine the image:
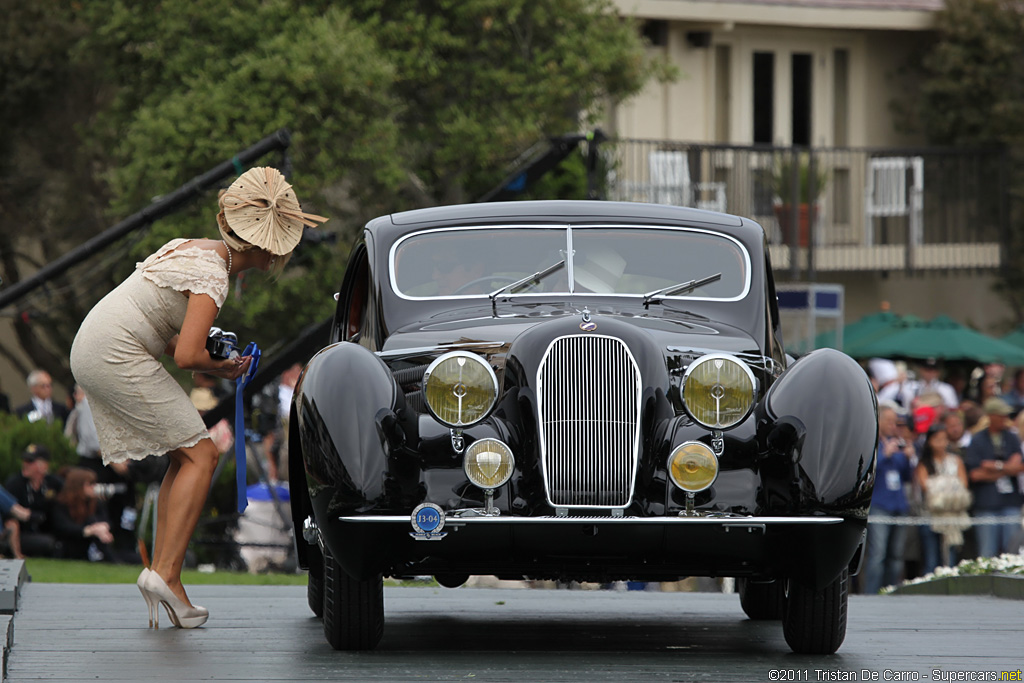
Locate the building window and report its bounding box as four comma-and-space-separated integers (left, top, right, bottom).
791, 53, 812, 146
753, 52, 774, 144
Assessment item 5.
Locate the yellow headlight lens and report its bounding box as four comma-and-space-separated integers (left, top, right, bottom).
423, 351, 499, 427
681, 354, 755, 429
464, 438, 515, 489
668, 441, 719, 492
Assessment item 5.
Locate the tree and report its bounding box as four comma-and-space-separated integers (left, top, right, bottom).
907, 0, 1024, 321
0, 0, 111, 388
1, 0, 667, 393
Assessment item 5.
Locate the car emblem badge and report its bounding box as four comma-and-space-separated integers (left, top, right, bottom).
410, 503, 447, 541
579, 308, 596, 332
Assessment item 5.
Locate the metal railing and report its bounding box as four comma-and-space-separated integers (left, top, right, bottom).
601, 140, 1010, 279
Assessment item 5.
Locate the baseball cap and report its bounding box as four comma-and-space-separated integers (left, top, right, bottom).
20, 443, 51, 462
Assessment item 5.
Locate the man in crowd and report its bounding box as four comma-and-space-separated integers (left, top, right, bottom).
14, 370, 69, 425
863, 403, 916, 593
962, 397, 1023, 558
3, 444, 62, 557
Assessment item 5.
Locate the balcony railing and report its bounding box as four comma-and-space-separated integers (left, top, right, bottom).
601, 140, 1009, 278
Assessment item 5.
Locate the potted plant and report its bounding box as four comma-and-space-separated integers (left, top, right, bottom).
771, 152, 829, 247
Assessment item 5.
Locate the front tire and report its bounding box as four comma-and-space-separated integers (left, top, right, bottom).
322, 544, 384, 650
782, 569, 849, 654
307, 544, 324, 619
737, 578, 784, 620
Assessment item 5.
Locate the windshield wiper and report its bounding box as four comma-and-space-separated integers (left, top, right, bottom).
489, 259, 566, 315
642, 272, 722, 308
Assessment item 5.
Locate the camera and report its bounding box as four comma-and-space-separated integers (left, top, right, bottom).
206, 327, 239, 360
93, 483, 128, 500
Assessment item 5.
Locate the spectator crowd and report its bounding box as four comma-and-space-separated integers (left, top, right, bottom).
863, 357, 1024, 593
0, 364, 297, 567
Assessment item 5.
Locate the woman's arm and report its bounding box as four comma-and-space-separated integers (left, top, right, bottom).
173, 293, 249, 379
955, 456, 968, 488
914, 462, 930, 493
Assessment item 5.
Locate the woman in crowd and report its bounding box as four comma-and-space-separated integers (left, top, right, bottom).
51, 467, 115, 561
915, 422, 971, 574
70, 167, 326, 629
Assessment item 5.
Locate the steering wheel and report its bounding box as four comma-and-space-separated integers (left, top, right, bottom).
452, 275, 521, 296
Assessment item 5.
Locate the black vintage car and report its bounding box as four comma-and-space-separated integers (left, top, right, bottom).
288, 200, 876, 654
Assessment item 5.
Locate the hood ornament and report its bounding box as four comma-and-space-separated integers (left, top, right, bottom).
579, 307, 597, 332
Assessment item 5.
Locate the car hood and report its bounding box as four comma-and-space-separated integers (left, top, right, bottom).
381, 301, 762, 357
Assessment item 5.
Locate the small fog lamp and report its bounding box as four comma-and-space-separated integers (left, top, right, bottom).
464, 438, 515, 490
668, 441, 719, 493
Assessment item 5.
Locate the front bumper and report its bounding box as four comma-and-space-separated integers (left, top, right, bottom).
320, 514, 865, 589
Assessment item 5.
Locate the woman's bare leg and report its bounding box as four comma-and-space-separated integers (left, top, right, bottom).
150, 438, 220, 605
151, 456, 181, 570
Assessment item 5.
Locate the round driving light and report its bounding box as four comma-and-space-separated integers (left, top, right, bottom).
464, 438, 515, 489
668, 441, 719, 492
423, 351, 499, 427
681, 353, 756, 429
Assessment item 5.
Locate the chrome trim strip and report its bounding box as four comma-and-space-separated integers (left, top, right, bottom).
537, 334, 642, 509
339, 515, 846, 525
378, 342, 506, 359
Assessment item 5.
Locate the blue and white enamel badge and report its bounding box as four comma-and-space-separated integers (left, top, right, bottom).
410, 503, 447, 541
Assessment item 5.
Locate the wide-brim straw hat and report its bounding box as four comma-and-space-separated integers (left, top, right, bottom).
218, 167, 328, 255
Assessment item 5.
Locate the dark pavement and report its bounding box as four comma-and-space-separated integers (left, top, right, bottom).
4, 581, 1023, 682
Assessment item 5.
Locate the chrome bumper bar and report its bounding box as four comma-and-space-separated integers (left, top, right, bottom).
340, 515, 845, 525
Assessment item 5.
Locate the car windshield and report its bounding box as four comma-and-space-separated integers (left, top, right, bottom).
390, 225, 749, 301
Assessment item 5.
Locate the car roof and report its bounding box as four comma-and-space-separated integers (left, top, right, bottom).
366, 200, 765, 248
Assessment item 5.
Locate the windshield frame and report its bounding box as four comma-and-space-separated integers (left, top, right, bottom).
388, 223, 753, 303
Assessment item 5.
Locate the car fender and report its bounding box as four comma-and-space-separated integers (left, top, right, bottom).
294, 342, 400, 521
757, 348, 877, 515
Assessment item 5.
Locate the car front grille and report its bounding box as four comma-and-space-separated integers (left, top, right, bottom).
537, 334, 641, 508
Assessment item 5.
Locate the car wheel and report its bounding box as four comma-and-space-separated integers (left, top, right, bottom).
307, 544, 324, 619
782, 569, 849, 654
737, 578, 784, 620
322, 544, 384, 650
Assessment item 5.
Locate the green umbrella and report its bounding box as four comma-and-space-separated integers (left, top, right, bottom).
852, 314, 1024, 365
814, 311, 920, 355
1001, 323, 1024, 350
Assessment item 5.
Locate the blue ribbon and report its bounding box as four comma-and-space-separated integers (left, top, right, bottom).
233, 341, 261, 513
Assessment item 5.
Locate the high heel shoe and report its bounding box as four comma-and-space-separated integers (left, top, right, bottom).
137, 568, 157, 628
143, 571, 209, 629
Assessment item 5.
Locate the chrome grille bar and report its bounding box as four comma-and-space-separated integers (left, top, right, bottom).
537, 334, 641, 508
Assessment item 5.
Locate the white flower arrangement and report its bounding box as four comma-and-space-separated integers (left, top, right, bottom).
881, 552, 1024, 594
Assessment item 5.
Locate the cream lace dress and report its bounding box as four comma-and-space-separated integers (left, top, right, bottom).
70, 239, 229, 464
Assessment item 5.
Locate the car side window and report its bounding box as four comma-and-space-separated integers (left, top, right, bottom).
337, 245, 370, 344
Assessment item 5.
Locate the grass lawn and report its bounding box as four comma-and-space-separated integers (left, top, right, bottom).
22, 558, 308, 585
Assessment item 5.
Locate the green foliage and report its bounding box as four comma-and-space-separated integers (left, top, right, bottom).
914, 0, 1024, 147
908, 0, 1024, 321
0, 414, 76, 482
770, 152, 829, 205
2, 0, 664, 394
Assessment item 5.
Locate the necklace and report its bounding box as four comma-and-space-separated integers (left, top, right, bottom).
221, 240, 233, 275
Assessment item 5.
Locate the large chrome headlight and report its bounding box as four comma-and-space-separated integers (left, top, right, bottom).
464, 438, 515, 489
422, 351, 499, 427
681, 353, 756, 429
667, 441, 719, 493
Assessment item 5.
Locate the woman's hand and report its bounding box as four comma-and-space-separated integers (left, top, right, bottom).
206, 355, 252, 381
84, 522, 114, 544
